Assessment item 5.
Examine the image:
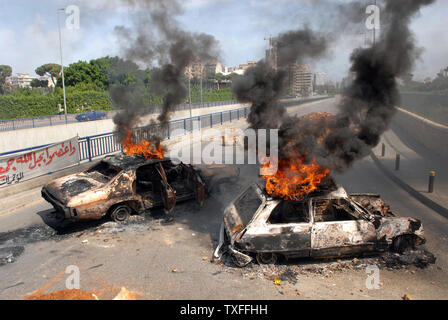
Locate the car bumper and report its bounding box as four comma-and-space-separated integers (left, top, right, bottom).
41, 187, 70, 219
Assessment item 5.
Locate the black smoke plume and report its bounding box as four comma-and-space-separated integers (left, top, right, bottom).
112, 0, 220, 140
232, 27, 329, 130
234, 0, 436, 175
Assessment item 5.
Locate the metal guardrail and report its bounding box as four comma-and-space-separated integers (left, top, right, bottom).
0, 106, 250, 161
77, 106, 249, 162
0, 100, 240, 132
0, 96, 332, 161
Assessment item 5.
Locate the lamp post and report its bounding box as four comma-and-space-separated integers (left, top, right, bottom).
200, 65, 204, 107
373, 0, 377, 45
57, 8, 68, 124
188, 72, 192, 119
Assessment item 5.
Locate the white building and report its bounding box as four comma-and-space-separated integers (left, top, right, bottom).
5, 73, 54, 88
291, 63, 313, 96
314, 72, 327, 87
6, 73, 35, 88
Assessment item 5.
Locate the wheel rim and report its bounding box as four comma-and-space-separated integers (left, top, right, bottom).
114, 207, 129, 221
257, 252, 277, 264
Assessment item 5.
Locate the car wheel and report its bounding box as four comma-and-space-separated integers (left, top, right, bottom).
256, 252, 278, 265
110, 205, 131, 222
392, 235, 413, 254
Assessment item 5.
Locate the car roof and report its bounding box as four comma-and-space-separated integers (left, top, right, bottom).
254, 182, 349, 202
102, 153, 173, 170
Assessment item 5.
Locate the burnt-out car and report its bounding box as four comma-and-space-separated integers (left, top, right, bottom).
214, 182, 425, 267
42, 154, 238, 223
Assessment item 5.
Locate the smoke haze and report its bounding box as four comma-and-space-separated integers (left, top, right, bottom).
111, 0, 220, 141
232, 0, 436, 175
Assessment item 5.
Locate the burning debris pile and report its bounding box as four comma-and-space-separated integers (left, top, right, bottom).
232, 0, 436, 200
111, 0, 220, 157
261, 113, 335, 200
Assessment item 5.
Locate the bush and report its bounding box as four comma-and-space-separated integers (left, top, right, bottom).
0, 88, 113, 119
0, 84, 234, 120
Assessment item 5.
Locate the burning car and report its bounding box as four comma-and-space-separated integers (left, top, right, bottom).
214, 179, 425, 267
41, 153, 238, 223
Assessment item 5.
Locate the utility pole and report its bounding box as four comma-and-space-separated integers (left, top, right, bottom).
188, 72, 192, 119
57, 8, 68, 124
200, 65, 203, 107
373, 0, 377, 45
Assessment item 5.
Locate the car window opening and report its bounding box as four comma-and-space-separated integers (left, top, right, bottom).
162, 162, 191, 195
314, 199, 359, 222
268, 201, 310, 224
136, 164, 163, 195
86, 161, 122, 182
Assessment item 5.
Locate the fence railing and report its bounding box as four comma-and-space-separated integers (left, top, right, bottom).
0, 96, 332, 161
0, 100, 240, 132
77, 106, 249, 162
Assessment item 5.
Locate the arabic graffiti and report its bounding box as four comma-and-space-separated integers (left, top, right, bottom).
0, 137, 80, 188
0, 172, 25, 187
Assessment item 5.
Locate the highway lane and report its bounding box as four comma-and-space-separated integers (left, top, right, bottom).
0, 97, 447, 299
290, 97, 448, 264
1, 96, 447, 260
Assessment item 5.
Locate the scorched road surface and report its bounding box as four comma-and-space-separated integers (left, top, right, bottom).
0, 97, 447, 299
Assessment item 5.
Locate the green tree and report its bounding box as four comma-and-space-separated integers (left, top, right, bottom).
58, 60, 108, 89
0, 65, 12, 93
30, 78, 49, 88
57, 56, 146, 90
35, 63, 60, 86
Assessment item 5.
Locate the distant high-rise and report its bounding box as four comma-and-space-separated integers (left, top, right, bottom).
291, 63, 313, 96
314, 72, 327, 87
265, 35, 278, 71
265, 36, 314, 96
185, 59, 204, 79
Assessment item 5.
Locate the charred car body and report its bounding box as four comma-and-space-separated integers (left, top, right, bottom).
42, 154, 238, 222
214, 180, 425, 267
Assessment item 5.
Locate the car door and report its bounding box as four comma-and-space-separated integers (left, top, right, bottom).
181, 164, 206, 206
156, 162, 176, 213
310, 198, 377, 257
243, 200, 312, 258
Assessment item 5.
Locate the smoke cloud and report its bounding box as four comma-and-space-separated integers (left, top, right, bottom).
233, 0, 436, 175
111, 0, 220, 140
232, 27, 329, 130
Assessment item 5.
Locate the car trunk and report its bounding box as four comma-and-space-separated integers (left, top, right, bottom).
44, 173, 105, 205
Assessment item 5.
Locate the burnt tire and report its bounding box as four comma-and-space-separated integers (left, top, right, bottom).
231, 254, 250, 268
256, 252, 278, 265
110, 205, 131, 222
392, 235, 413, 254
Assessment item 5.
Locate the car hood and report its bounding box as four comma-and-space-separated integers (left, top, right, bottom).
43, 172, 106, 205
377, 217, 425, 242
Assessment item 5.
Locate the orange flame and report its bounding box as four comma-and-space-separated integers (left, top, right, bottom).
261, 155, 330, 201
121, 127, 164, 159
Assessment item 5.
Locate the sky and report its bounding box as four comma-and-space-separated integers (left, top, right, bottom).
0, 0, 446, 82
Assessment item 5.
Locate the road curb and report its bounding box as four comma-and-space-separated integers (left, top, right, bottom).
370, 152, 448, 219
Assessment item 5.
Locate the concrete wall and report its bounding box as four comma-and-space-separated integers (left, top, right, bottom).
393, 107, 448, 158
0, 103, 246, 154
0, 119, 115, 153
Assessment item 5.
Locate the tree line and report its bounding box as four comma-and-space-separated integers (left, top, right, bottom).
0, 57, 235, 120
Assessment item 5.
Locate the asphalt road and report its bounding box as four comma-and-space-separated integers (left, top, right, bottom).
0, 97, 447, 300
